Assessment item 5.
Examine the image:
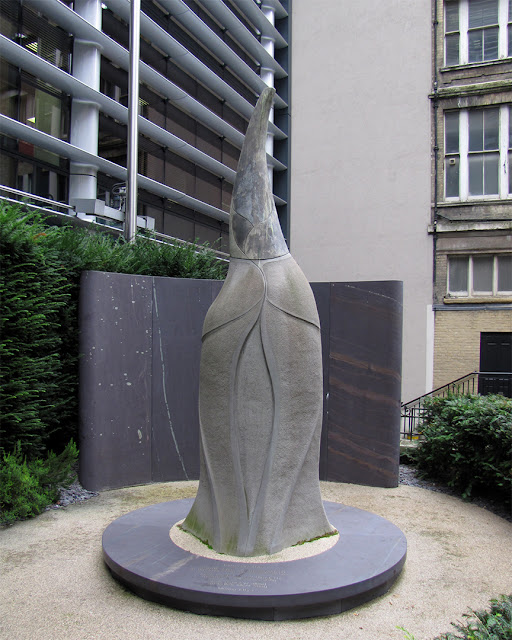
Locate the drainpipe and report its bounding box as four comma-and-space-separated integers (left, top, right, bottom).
260, 3, 275, 190
125, 0, 141, 243
69, 0, 101, 202
432, 0, 440, 293
429, 0, 441, 392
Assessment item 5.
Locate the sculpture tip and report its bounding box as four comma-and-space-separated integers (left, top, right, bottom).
229, 87, 288, 261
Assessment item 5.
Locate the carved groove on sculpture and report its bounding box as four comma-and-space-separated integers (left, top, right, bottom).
182, 87, 333, 556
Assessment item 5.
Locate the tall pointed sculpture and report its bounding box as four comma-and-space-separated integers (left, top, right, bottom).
182, 88, 333, 556
103, 87, 407, 615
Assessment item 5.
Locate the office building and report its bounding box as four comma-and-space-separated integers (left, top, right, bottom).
0, 0, 290, 253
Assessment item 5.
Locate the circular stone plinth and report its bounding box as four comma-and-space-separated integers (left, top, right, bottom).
102, 499, 406, 621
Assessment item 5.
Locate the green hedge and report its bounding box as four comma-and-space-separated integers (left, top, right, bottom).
413, 394, 512, 507
0, 203, 226, 460
0, 208, 73, 457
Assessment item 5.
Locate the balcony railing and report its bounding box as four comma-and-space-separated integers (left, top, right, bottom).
0, 184, 229, 261
0, 185, 76, 216
401, 371, 512, 440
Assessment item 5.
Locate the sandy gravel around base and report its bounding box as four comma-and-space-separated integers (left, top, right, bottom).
1, 480, 511, 640
170, 518, 339, 562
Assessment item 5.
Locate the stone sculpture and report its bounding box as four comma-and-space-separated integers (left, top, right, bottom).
182, 87, 333, 556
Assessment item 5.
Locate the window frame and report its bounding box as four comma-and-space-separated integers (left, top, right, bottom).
447, 254, 512, 297
443, 104, 511, 201
444, 0, 511, 66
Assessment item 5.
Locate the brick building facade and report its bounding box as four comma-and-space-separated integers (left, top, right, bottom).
431, 0, 512, 390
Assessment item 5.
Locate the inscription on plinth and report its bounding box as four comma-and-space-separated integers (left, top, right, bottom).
196, 566, 287, 592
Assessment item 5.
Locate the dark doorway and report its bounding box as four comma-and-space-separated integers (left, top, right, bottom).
479, 332, 512, 397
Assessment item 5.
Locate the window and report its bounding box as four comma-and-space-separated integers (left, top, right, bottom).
444, 105, 511, 199
445, 0, 512, 65
447, 255, 512, 296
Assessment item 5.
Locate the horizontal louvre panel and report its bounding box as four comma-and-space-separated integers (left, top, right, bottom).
21, 5, 72, 71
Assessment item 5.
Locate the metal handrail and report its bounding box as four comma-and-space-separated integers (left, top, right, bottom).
402, 371, 479, 409
0, 185, 75, 212
401, 371, 512, 440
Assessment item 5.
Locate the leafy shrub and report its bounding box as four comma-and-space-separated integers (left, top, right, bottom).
434, 594, 512, 640
0, 440, 78, 525
400, 445, 417, 465
398, 595, 512, 640
0, 203, 226, 458
413, 394, 512, 507
32, 439, 79, 497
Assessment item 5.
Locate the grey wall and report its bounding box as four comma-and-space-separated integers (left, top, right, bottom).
79, 272, 402, 491
290, 1, 432, 405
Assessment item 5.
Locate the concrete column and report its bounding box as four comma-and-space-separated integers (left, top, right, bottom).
260, 3, 275, 190
125, 0, 141, 243
69, 0, 101, 202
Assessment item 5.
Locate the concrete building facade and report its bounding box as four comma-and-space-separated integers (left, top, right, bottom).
289, 1, 433, 403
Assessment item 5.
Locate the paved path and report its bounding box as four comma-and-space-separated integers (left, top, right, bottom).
1, 481, 511, 640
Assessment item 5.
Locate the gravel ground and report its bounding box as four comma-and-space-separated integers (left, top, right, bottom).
46, 479, 98, 510
3, 478, 511, 640
51, 465, 511, 523
399, 464, 512, 523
